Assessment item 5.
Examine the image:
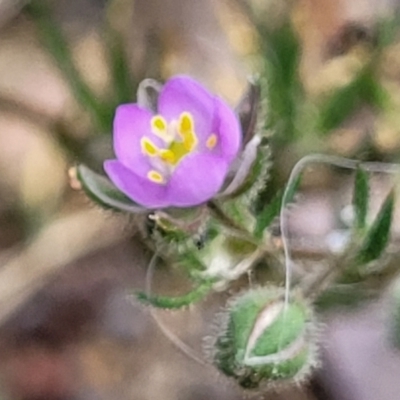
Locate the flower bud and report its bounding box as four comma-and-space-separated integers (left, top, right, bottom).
209, 288, 317, 389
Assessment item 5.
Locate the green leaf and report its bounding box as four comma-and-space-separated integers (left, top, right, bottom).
253, 174, 300, 239
353, 167, 369, 232
356, 190, 395, 264
76, 164, 146, 213
315, 284, 371, 311
261, 22, 302, 143
318, 67, 386, 134
105, 26, 136, 105
136, 281, 213, 309
25, 1, 113, 133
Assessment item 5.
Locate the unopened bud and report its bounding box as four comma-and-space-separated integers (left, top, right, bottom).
209, 287, 317, 389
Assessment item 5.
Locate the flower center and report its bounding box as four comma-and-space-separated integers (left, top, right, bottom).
140, 112, 217, 184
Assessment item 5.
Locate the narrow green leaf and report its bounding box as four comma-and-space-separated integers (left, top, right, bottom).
356, 190, 395, 264
136, 281, 213, 309
261, 22, 302, 143
353, 167, 369, 232
253, 174, 300, 239
318, 67, 386, 134
25, 1, 113, 133
253, 191, 282, 239
76, 164, 146, 213
105, 26, 136, 105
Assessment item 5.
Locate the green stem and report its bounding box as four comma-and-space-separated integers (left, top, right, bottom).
302, 253, 352, 299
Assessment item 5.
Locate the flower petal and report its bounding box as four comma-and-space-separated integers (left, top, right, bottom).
166, 153, 229, 207
113, 104, 163, 177
212, 96, 242, 163
158, 76, 215, 143
104, 160, 169, 209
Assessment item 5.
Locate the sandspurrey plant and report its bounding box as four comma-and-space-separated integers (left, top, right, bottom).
75, 75, 400, 391
25, 0, 400, 394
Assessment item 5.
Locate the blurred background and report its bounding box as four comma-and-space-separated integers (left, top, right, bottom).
1, 0, 400, 399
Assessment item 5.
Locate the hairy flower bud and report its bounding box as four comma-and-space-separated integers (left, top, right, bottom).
208, 287, 317, 389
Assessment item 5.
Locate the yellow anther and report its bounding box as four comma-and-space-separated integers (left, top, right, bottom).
178, 112, 197, 151
152, 115, 167, 132
147, 170, 164, 184
151, 115, 172, 142
181, 130, 197, 151
145, 111, 199, 168
206, 134, 218, 149
179, 112, 194, 133
141, 137, 159, 156
159, 149, 176, 164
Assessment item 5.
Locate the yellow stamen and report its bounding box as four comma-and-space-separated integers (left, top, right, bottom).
147, 170, 164, 184
152, 115, 167, 131
159, 149, 176, 164
206, 134, 218, 149
178, 112, 197, 151
151, 115, 171, 142
179, 112, 193, 133
141, 137, 159, 156
143, 111, 200, 170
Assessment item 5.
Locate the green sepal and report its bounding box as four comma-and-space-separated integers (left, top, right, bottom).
136, 280, 213, 309
356, 190, 394, 265
221, 137, 270, 202
236, 79, 262, 145
250, 303, 307, 358
353, 167, 369, 233
149, 213, 190, 243
76, 164, 146, 213
242, 140, 271, 205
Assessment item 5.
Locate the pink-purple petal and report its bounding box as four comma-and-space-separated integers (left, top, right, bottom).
105, 76, 243, 210
212, 96, 242, 163
166, 153, 229, 207
113, 104, 161, 178
158, 76, 215, 143
104, 160, 169, 209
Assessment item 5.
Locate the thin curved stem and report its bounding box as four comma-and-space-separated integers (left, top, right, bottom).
145, 252, 207, 366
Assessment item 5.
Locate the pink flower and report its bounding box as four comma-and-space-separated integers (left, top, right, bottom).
104, 76, 242, 209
